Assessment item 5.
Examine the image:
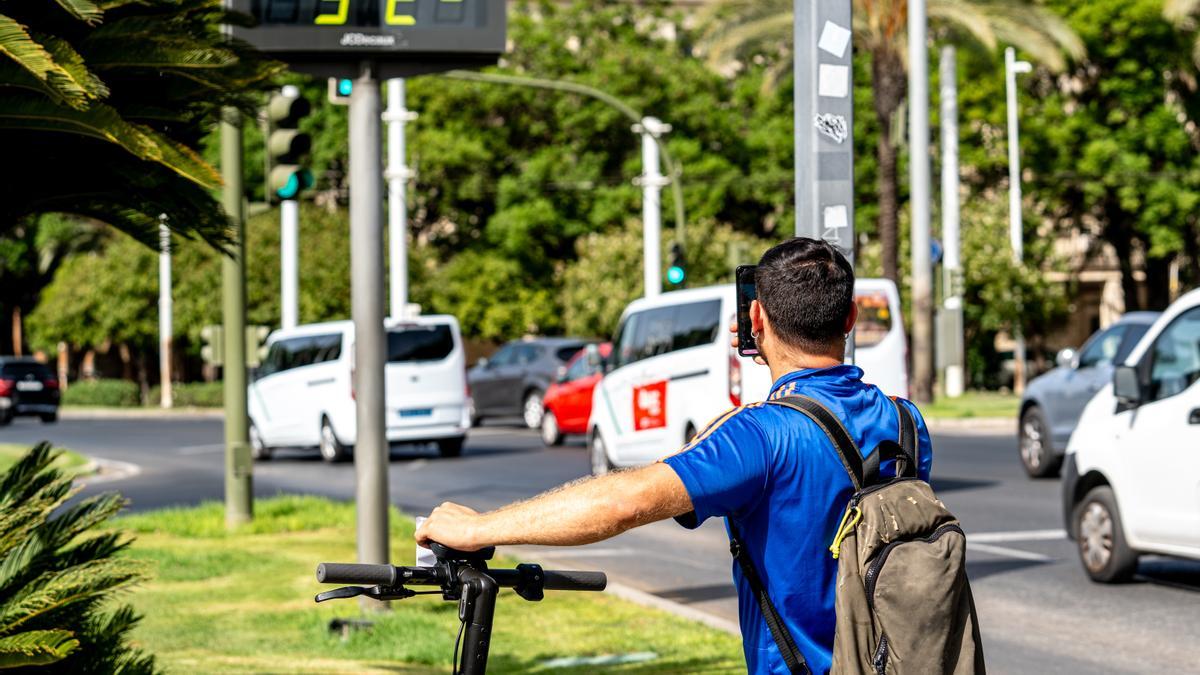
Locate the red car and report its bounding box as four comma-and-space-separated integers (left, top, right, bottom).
541, 343, 611, 446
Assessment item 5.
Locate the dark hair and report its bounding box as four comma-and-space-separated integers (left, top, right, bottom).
755, 237, 855, 352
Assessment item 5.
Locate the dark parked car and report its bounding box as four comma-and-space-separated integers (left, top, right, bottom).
1017, 312, 1159, 478
0, 357, 61, 425
468, 337, 595, 429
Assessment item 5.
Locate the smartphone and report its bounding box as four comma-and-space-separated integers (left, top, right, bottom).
735, 265, 758, 357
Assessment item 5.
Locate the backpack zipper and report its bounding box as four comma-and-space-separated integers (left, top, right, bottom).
849, 477, 922, 508
864, 523, 964, 612
872, 634, 890, 674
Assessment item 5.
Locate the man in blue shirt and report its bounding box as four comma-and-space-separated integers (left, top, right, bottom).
417, 238, 932, 674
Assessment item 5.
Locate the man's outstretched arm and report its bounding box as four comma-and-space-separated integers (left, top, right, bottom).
414, 463, 693, 551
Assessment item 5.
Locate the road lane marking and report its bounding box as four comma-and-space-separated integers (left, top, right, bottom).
176, 443, 225, 455
969, 529, 1065, 543
966, 542, 1053, 562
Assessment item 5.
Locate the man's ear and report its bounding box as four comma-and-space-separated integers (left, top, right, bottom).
751, 300, 766, 335
844, 300, 859, 334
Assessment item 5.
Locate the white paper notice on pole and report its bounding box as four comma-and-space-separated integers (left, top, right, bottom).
818, 21, 852, 58
818, 64, 850, 98
823, 205, 849, 233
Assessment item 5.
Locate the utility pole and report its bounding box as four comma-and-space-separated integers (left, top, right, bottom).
385, 78, 416, 318
350, 63, 389, 581
1005, 46, 1032, 395
939, 46, 965, 398
794, 0, 855, 361
221, 107, 252, 526
158, 217, 173, 408
634, 117, 670, 298
908, 0, 934, 403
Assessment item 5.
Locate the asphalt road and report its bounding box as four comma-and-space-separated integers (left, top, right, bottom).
5, 413, 1198, 674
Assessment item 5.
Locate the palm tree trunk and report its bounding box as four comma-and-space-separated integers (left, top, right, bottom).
872, 49, 907, 284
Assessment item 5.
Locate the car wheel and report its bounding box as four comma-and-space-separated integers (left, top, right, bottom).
1019, 406, 1061, 478
1076, 486, 1138, 583
319, 417, 349, 463
249, 422, 272, 461
438, 436, 465, 458
589, 430, 614, 476
39, 412, 57, 424
541, 410, 564, 447
523, 390, 545, 429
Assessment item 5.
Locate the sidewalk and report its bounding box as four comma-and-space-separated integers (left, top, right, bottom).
61, 406, 224, 420
924, 416, 1015, 435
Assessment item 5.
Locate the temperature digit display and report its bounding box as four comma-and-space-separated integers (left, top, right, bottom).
229, 0, 504, 65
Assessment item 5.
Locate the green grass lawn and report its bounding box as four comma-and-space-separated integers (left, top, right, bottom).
116, 496, 744, 674
920, 391, 1020, 419
0, 444, 92, 478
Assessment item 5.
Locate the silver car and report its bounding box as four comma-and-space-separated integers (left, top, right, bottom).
1017, 312, 1159, 478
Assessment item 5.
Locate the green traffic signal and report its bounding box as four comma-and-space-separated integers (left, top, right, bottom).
667, 243, 686, 285
266, 89, 312, 202
667, 266, 685, 284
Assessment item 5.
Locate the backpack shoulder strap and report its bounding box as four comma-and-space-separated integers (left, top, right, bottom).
768, 394, 863, 491
728, 522, 811, 675
860, 398, 921, 484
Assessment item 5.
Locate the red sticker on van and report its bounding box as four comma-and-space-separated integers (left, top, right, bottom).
633, 380, 667, 431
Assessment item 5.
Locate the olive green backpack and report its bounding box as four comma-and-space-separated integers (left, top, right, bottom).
728, 395, 985, 675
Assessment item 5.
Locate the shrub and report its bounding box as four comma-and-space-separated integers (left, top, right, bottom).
61, 379, 141, 408
148, 381, 223, 408
0, 443, 155, 671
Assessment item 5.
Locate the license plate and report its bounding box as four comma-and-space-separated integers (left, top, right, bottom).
16, 381, 43, 392
399, 408, 432, 418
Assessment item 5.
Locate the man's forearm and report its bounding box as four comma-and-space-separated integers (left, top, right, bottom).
470, 463, 692, 547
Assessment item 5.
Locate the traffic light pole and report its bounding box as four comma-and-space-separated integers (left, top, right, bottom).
350, 63, 390, 591
385, 78, 415, 318
940, 46, 965, 398
221, 107, 253, 527
280, 198, 299, 329
635, 116, 669, 299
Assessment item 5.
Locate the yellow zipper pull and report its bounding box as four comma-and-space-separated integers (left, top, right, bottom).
829, 507, 863, 560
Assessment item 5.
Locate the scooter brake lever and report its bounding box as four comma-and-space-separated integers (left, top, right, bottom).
315, 586, 366, 603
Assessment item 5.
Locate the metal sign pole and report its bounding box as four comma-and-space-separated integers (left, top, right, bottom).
794, 0, 855, 357
350, 62, 390, 582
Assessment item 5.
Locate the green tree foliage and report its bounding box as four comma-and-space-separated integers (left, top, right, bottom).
0, 443, 154, 672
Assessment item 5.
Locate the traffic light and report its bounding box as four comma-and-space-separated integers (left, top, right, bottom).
201, 325, 224, 367
327, 78, 352, 105
246, 326, 270, 367
667, 242, 686, 285
266, 88, 313, 201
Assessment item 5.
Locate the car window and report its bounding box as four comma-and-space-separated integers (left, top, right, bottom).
281, 336, 317, 370
260, 343, 286, 376
516, 344, 541, 365
1113, 323, 1151, 365
388, 325, 454, 363
311, 333, 342, 364
563, 354, 589, 382
488, 344, 517, 367
1077, 326, 1127, 369
1147, 307, 1200, 402
855, 291, 893, 348
671, 300, 721, 351
0, 362, 52, 379
555, 345, 585, 363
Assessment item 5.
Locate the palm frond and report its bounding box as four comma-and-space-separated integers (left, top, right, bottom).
0, 16, 95, 106
0, 558, 149, 634
702, 13, 794, 67
0, 629, 80, 668
48, 0, 104, 25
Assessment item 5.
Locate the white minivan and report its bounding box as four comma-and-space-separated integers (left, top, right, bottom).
247, 317, 470, 462
587, 280, 907, 474
1063, 287, 1200, 582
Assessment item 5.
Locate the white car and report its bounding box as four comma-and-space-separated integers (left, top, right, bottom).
1062, 287, 1200, 582
247, 317, 470, 462
587, 280, 907, 474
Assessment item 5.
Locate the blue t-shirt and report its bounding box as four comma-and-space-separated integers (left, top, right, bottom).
662, 365, 932, 675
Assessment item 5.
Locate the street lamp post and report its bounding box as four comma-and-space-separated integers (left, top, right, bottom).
1005, 46, 1032, 394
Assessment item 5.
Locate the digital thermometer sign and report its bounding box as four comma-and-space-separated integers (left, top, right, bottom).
229, 0, 505, 71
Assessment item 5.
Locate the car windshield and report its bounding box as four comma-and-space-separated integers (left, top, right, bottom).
1, 363, 52, 379
555, 345, 585, 362
855, 291, 892, 348
388, 325, 454, 363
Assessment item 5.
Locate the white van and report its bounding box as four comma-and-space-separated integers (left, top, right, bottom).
1063, 287, 1200, 582
587, 280, 907, 474
853, 278, 909, 398
247, 316, 470, 462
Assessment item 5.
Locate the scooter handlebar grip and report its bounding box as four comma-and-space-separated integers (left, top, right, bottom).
542, 570, 607, 592
316, 562, 397, 586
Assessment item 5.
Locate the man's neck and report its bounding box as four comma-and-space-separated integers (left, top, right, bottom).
768, 352, 845, 384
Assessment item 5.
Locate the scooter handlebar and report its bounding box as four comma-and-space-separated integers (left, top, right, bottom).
542, 570, 607, 592
316, 562, 397, 586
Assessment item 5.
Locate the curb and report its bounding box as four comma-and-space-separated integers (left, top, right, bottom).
603, 581, 741, 636
925, 417, 1015, 434
61, 407, 224, 420
76, 456, 142, 485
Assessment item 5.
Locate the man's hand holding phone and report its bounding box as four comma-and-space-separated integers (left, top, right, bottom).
730, 321, 767, 366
